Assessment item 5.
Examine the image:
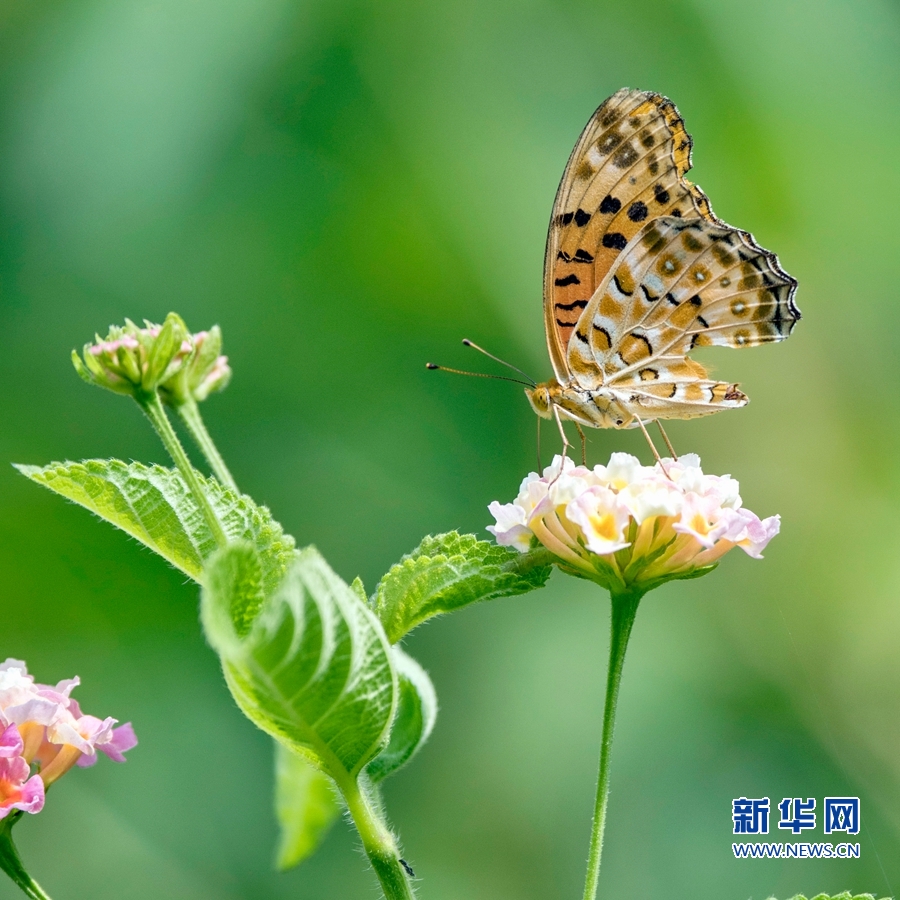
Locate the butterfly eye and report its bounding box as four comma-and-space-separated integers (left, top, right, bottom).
525, 385, 553, 417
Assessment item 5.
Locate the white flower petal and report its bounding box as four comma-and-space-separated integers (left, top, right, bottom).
565, 486, 631, 555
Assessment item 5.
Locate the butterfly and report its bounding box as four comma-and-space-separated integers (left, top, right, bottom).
524, 88, 800, 450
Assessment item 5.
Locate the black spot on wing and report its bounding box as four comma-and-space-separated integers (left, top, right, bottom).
555, 298, 588, 311
612, 143, 638, 168
555, 273, 581, 287
556, 319, 575, 328
602, 233, 628, 251
640, 284, 658, 303
653, 184, 670, 205
599, 106, 618, 127
627, 201, 648, 222
600, 195, 621, 215
597, 131, 623, 154
575, 329, 590, 344
574, 208, 591, 227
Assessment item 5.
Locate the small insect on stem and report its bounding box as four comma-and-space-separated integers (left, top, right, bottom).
399, 859, 415, 878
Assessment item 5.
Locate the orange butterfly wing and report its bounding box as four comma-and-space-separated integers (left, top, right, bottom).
543, 88, 719, 382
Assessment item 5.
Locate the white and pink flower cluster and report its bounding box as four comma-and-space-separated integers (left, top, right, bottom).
73, 313, 231, 404
0, 660, 136, 821
488, 453, 779, 590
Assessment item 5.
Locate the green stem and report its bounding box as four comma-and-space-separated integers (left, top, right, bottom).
581, 587, 644, 900
139, 391, 228, 549
0, 818, 54, 900
175, 397, 239, 493
339, 776, 415, 900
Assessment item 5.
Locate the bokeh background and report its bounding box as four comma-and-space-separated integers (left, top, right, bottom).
1, 0, 898, 897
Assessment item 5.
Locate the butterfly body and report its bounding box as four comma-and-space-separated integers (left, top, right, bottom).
536, 89, 799, 433
527, 374, 746, 431
527, 379, 629, 429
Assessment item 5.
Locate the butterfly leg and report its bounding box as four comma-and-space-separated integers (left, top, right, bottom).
549, 405, 575, 483
575, 422, 587, 466
635, 415, 673, 479
655, 421, 678, 461
536, 415, 543, 473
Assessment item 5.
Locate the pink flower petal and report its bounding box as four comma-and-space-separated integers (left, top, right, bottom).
0, 757, 45, 818
0, 724, 22, 759
15, 775, 45, 815
99, 723, 138, 763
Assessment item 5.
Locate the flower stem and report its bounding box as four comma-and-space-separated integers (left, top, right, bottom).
139, 391, 228, 548
175, 397, 239, 493
0, 819, 53, 900
339, 776, 415, 900
581, 587, 644, 900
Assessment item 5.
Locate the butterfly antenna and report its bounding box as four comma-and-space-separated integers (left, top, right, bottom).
461, 339, 536, 387
425, 363, 535, 388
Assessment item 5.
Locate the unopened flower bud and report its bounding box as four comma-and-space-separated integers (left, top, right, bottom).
72, 313, 193, 400
159, 325, 232, 405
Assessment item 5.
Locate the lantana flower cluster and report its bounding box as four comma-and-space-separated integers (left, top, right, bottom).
488, 453, 779, 593
72, 313, 231, 404
0, 660, 136, 821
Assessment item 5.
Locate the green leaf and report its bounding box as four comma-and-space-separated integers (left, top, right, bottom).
203, 543, 397, 779
373, 531, 553, 643
349, 577, 367, 605
274, 743, 341, 871
15, 460, 295, 591
769, 895, 887, 900
366, 646, 437, 782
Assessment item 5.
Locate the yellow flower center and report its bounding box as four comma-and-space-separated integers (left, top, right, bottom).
590, 513, 619, 542
690, 513, 710, 536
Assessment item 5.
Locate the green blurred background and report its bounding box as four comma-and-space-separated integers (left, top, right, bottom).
1, 0, 898, 897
